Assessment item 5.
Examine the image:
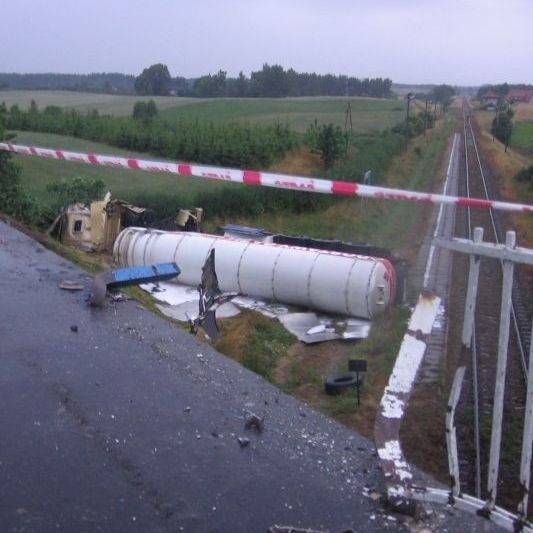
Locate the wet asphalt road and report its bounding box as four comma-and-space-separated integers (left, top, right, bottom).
0, 220, 392, 532
0, 220, 503, 533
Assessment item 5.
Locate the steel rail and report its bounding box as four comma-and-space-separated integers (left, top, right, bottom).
463, 105, 482, 499
466, 114, 529, 380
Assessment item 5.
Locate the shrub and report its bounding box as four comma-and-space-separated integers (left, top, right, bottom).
514, 165, 533, 189
46, 176, 107, 211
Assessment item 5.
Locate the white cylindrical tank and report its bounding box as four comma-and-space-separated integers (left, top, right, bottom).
113, 228, 396, 319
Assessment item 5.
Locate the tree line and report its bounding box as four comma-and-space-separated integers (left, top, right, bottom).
136, 63, 393, 98
1, 65, 393, 99
0, 72, 135, 93
4, 102, 297, 169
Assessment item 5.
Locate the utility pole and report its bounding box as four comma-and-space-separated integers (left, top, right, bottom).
405, 92, 414, 145
345, 102, 353, 133
424, 98, 429, 136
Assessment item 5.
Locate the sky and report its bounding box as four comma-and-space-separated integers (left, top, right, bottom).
2, 0, 532, 86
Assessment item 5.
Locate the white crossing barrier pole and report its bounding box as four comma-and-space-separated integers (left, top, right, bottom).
1, 142, 533, 214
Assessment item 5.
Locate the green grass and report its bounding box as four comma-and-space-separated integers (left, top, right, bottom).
239, 316, 295, 382
10, 111, 454, 252
226, 115, 456, 250
9, 130, 227, 210
510, 121, 533, 152
160, 97, 405, 133
0, 90, 197, 116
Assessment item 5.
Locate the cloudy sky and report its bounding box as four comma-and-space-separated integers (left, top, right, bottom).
3, 0, 532, 86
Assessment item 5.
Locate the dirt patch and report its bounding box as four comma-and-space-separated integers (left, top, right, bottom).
269, 146, 323, 176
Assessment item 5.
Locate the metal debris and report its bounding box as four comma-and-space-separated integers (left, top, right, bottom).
188, 249, 237, 340
244, 412, 264, 433
278, 313, 370, 344
89, 263, 180, 306
59, 280, 84, 291
237, 437, 250, 448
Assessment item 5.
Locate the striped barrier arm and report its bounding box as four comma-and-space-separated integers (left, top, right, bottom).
1, 142, 532, 214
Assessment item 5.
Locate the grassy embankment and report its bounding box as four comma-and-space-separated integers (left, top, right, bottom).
6, 94, 455, 442
476, 108, 533, 245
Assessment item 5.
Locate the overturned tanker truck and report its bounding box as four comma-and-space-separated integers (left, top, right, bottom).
113, 227, 396, 320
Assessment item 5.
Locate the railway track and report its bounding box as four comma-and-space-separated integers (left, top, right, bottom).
453, 102, 531, 512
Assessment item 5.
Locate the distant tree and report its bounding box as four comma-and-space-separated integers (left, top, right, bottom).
132, 100, 158, 124
171, 76, 190, 96
193, 70, 227, 97
491, 105, 514, 149
134, 64, 171, 96
305, 121, 347, 168
431, 84, 455, 111
46, 176, 106, 210
0, 106, 39, 221
250, 64, 287, 97
235, 71, 249, 97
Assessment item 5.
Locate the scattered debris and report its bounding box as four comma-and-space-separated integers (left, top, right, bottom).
175, 207, 203, 232
187, 249, 237, 340
143, 282, 371, 344
89, 263, 180, 306
237, 437, 250, 448
59, 280, 84, 291
267, 527, 328, 533
108, 292, 128, 302
363, 487, 383, 501
279, 313, 370, 344
244, 412, 265, 433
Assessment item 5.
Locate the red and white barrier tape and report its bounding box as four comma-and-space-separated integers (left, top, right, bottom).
1, 142, 532, 214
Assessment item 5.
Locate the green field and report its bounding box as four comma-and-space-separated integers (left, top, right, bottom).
0, 90, 200, 115
511, 121, 533, 152
159, 97, 405, 133
1, 90, 405, 133
11, 130, 227, 209
10, 112, 455, 249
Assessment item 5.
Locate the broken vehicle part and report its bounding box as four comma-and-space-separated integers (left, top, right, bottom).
89, 262, 180, 306
278, 313, 370, 344
187, 249, 237, 340
244, 412, 265, 433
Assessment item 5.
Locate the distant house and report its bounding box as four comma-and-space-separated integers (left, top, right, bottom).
480, 90, 500, 107
507, 88, 533, 104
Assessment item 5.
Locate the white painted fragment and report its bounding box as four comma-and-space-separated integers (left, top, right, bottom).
307, 324, 326, 335
408, 295, 442, 334
380, 392, 405, 419
387, 335, 426, 393
377, 440, 413, 480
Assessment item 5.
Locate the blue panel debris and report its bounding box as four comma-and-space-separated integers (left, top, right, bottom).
89, 263, 180, 306
111, 263, 180, 286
